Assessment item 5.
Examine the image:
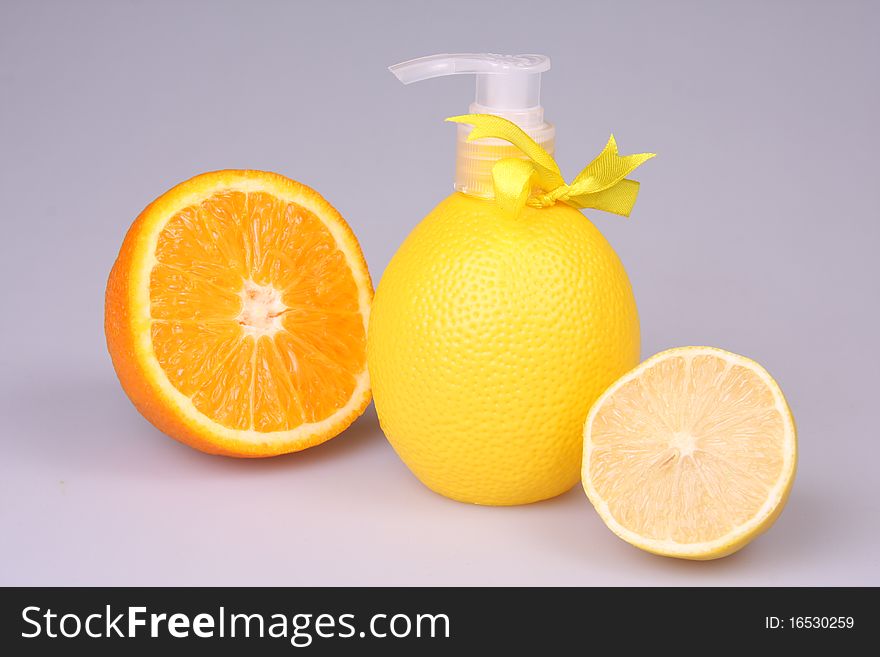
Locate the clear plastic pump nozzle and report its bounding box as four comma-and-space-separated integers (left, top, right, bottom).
390, 53, 555, 198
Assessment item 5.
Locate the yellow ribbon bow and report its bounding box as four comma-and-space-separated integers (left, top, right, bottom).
446, 114, 655, 219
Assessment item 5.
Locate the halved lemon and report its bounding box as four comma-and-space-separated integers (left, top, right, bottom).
105, 170, 372, 456
582, 346, 796, 559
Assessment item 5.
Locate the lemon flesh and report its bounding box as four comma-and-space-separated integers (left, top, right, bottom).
583, 346, 797, 559
368, 193, 640, 505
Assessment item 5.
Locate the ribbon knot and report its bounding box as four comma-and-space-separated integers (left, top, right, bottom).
446, 114, 655, 219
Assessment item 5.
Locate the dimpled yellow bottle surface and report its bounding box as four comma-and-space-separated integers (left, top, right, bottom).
369, 115, 653, 506
369, 192, 639, 505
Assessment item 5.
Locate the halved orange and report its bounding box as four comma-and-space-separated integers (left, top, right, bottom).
583, 347, 797, 559
105, 170, 373, 456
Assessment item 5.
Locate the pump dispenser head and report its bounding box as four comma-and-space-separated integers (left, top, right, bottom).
390, 53, 555, 198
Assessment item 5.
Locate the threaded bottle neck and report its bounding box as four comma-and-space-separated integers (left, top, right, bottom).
453, 112, 555, 198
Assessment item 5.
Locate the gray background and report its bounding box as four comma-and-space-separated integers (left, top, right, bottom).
1, 0, 878, 585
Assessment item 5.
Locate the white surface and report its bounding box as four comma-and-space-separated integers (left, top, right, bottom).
1, 0, 879, 585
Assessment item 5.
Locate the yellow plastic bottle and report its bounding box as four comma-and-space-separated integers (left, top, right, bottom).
368, 54, 649, 505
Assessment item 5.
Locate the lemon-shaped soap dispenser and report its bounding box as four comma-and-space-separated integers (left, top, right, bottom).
369, 53, 653, 506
